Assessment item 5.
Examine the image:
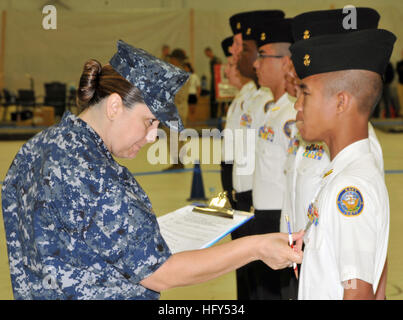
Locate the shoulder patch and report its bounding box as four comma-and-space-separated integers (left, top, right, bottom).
337, 186, 364, 217
283, 119, 296, 138
264, 100, 273, 113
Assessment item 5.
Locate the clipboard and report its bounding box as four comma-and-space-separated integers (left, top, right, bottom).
157, 194, 254, 254
192, 191, 234, 219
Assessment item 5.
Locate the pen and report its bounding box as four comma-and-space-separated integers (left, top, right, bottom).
285, 214, 299, 280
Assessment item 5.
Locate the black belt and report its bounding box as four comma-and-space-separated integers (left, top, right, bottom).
253, 209, 281, 222
232, 190, 252, 202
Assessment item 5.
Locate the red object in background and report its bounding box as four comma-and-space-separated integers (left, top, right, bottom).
214, 64, 237, 101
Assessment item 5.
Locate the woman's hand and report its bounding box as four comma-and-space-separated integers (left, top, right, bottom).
140, 231, 304, 292
256, 231, 304, 270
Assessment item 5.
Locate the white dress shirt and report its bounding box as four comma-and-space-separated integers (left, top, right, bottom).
222, 82, 254, 163
252, 93, 297, 210
232, 84, 273, 193
281, 123, 384, 233
298, 139, 389, 300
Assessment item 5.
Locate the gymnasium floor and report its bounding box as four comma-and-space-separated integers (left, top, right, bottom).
0, 127, 402, 300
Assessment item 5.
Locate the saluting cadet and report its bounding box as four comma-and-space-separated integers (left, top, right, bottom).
279, 8, 387, 300
290, 28, 395, 299
244, 18, 297, 300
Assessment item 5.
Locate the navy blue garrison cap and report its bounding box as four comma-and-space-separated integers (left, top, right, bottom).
229, 10, 285, 36
290, 29, 396, 80
291, 7, 380, 42
221, 36, 233, 57
253, 18, 294, 48
109, 40, 190, 132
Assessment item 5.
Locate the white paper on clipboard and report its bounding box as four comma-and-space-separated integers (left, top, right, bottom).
157, 205, 254, 254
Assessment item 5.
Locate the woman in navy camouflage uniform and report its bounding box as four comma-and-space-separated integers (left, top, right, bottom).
1, 41, 302, 300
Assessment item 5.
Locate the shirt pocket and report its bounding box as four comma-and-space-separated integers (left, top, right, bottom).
297, 156, 325, 177
257, 138, 284, 179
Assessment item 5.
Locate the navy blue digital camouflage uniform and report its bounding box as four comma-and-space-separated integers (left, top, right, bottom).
2, 111, 171, 299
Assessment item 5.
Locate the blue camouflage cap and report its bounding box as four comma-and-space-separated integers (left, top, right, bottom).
109, 40, 190, 131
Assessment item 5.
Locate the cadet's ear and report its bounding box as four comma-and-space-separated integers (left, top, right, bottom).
105, 93, 123, 120
282, 56, 293, 73
335, 91, 352, 115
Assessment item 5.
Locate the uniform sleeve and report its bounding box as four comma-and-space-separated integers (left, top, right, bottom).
327, 179, 379, 285
63, 164, 171, 285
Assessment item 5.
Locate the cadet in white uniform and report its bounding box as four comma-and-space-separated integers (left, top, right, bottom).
220, 36, 241, 208
229, 11, 279, 214
279, 8, 386, 300
248, 18, 296, 299
228, 10, 284, 301
281, 7, 385, 234
284, 123, 383, 235
232, 83, 272, 211
253, 93, 297, 211
290, 28, 395, 299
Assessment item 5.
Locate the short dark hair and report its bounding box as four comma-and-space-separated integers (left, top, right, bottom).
323, 70, 383, 116
170, 48, 187, 62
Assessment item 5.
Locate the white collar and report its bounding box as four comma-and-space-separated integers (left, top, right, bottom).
265, 92, 291, 113
240, 81, 257, 95
274, 92, 293, 109
322, 138, 370, 179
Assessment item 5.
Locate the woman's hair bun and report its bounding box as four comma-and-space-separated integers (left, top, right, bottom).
75, 58, 144, 112
77, 59, 102, 109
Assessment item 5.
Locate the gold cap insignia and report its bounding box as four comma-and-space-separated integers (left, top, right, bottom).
246, 27, 251, 35
260, 32, 266, 41
304, 54, 311, 67
236, 22, 241, 30
303, 30, 310, 40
